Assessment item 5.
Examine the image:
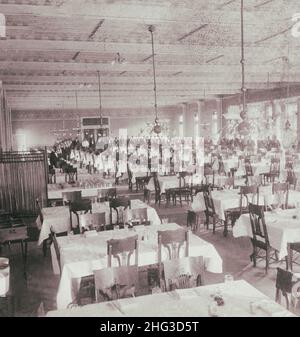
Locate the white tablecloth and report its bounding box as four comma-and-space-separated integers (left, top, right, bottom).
53, 223, 223, 309
46, 280, 295, 317
37, 199, 161, 245
146, 176, 180, 193
191, 187, 300, 221
233, 208, 300, 259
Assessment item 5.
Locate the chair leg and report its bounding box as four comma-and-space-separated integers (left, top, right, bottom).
251, 246, 257, 267
223, 216, 228, 237
212, 217, 216, 234
284, 256, 289, 270
265, 249, 270, 273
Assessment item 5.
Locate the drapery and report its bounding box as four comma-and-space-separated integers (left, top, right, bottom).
0, 151, 47, 215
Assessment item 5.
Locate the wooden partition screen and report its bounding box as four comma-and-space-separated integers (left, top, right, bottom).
0, 83, 12, 151
0, 150, 48, 215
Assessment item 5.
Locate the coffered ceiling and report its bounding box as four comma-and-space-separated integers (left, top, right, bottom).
0, 0, 300, 110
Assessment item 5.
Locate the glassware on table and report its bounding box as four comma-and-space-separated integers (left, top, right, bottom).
224, 274, 234, 283
162, 218, 169, 225
208, 300, 218, 317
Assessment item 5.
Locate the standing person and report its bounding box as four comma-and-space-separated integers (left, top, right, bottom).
49, 146, 58, 168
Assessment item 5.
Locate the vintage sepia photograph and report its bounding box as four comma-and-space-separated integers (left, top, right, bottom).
0, 0, 300, 320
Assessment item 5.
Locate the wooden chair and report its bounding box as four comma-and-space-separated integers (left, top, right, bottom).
62, 190, 82, 206
135, 175, 150, 192
0, 218, 28, 278
272, 182, 289, 209
163, 256, 205, 291
287, 242, 300, 271
94, 265, 139, 302
107, 234, 139, 267
244, 159, 254, 185
275, 267, 300, 310
157, 228, 189, 263
248, 203, 279, 273
97, 187, 117, 203
203, 188, 224, 235
50, 228, 68, 274
263, 158, 280, 185
109, 197, 131, 226
286, 168, 297, 190
69, 199, 92, 234
186, 210, 201, 232
173, 172, 193, 206
65, 166, 78, 184
204, 167, 215, 188
153, 175, 172, 207
79, 212, 107, 232
224, 185, 259, 236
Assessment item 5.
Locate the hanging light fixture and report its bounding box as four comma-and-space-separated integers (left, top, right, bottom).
97, 70, 104, 136
237, 0, 250, 137
148, 25, 161, 135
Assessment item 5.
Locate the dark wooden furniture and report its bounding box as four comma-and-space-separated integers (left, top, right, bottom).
275, 267, 300, 310
248, 203, 279, 273
107, 235, 139, 267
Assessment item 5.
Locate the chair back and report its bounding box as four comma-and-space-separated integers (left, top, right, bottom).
79, 212, 106, 232
107, 234, 139, 267
97, 187, 117, 202
286, 168, 297, 190
163, 256, 205, 291
275, 267, 300, 309
109, 197, 131, 225
94, 265, 138, 302
69, 199, 92, 233
248, 203, 270, 246
218, 156, 226, 175
244, 161, 253, 177
204, 167, 215, 186
62, 191, 82, 205
240, 185, 259, 210
269, 158, 280, 175
203, 188, 216, 215
158, 228, 189, 263
272, 182, 289, 209
50, 228, 62, 274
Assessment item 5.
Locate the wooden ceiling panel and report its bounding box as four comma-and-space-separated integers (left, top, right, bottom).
0, 0, 298, 110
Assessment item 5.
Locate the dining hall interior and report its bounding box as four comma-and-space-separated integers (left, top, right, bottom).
1, 0, 300, 317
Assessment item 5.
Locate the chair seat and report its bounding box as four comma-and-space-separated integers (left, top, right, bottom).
225, 206, 248, 216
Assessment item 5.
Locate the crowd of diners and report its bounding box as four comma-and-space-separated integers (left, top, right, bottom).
45, 133, 294, 184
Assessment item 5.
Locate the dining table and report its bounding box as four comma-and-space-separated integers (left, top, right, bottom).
52, 223, 223, 309
233, 208, 300, 260
46, 279, 295, 317
191, 186, 300, 221
37, 199, 162, 246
